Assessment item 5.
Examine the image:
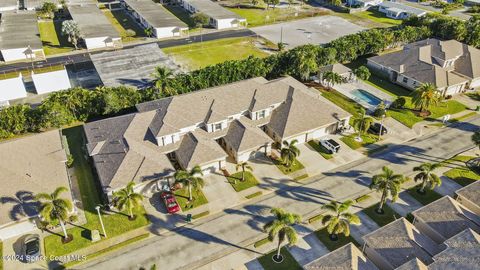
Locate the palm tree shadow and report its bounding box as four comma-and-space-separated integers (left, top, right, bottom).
0, 190, 39, 221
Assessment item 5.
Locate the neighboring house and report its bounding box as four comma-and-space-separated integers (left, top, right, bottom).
90, 43, 180, 89
32, 68, 72, 94
122, 0, 188, 39
378, 1, 427, 19
304, 243, 379, 270
429, 229, 480, 270
0, 130, 74, 240
84, 76, 350, 197
24, 0, 61, 10
347, 0, 383, 8
362, 218, 441, 269
0, 0, 18, 11
177, 0, 246, 29
318, 63, 356, 83
367, 39, 480, 96
0, 75, 27, 107
68, 4, 122, 50
395, 258, 429, 270
456, 181, 480, 216
0, 12, 45, 62
411, 196, 480, 244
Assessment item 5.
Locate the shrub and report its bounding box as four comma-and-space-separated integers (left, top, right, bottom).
66, 154, 74, 168
390, 97, 406, 109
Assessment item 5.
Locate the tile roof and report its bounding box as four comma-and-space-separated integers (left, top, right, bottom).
304, 243, 378, 270
363, 218, 441, 268
412, 196, 480, 241
456, 181, 480, 209
429, 229, 480, 270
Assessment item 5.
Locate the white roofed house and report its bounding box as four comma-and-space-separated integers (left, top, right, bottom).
68, 4, 122, 50
378, 1, 427, 19
0, 75, 27, 107
177, 0, 246, 29
122, 0, 188, 39
0, 12, 45, 63
31, 68, 72, 94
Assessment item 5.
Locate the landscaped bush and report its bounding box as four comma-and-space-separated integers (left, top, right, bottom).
390, 97, 406, 109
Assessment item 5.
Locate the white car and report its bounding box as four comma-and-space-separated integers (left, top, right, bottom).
320, 139, 340, 154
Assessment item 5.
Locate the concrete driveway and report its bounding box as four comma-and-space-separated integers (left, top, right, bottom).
1, 233, 48, 270
251, 16, 365, 49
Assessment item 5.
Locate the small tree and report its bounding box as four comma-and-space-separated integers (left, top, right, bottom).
277, 42, 285, 52
174, 165, 205, 201
40, 1, 58, 19
280, 139, 300, 168
263, 208, 301, 262
35, 187, 74, 242
191, 12, 209, 28
61, 20, 81, 49
251, 0, 259, 6
413, 163, 442, 194
369, 166, 405, 214
354, 66, 371, 81
236, 161, 253, 183
144, 27, 154, 37
112, 181, 144, 220
352, 113, 374, 140
320, 200, 361, 241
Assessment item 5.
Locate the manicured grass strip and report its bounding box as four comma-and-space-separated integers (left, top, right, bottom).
174, 188, 208, 211
363, 203, 398, 227
406, 185, 443, 205
272, 158, 305, 175
227, 172, 259, 192
319, 88, 364, 118
63, 233, 149, 268
294, 174, 309, 181
246, 191, 263, 199
354, 194, 371, 203
308, 214, 323, 224
307, 140, 333, 159
163, 37, 270, 70
227, 6, 328, 27
314, 228, 360, 251
38, 20, 74, 55
254, 237, 271, 248
448, 112, 478, 123
192, 211, 210, 220
340, 134, 378, 150
442, 155, 480, 186
257, 247, 302, 270
44, 126, 150, 258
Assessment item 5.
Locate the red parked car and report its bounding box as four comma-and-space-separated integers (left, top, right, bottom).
160, 192, 180, 214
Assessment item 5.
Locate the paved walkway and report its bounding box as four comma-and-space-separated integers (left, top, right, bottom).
288, 233, 329, 266
349, 212, 380, 245
387, 192, 423, 217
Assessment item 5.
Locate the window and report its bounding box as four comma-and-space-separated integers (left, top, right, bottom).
257, 110, 266, 119
214, 123, 222, 131
402, 77, 408, 83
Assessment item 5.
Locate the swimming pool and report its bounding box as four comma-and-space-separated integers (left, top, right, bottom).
351, 89, 383, 107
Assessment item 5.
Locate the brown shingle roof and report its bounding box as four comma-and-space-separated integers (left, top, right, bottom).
456, 181, 480, 209
304, 243, 378, 270
429, 229, 480, 270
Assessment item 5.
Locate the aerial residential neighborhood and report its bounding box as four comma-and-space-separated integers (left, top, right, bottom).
0, 0, 479, 269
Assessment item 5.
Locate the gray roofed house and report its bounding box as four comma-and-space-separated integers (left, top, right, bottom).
89, 43, 181, 88
378, 1, 427, 19
395, 258, 428, 270
0, 130, 73, 239
367, 39, 480, 96
179, 0, 245, 29
412, 196, 480, 243
123, 0, 188, 39
456, 181, 480, 216
362, 218, 441, 269
68, 4, 121, 50
304, 243, 378, 270
0, 0, 18, 11
223, 117, 273, 154
429, 229, 480, 270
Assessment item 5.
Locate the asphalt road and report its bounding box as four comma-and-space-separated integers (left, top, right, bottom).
0, 29, 256, 74
79, 116, 480, 270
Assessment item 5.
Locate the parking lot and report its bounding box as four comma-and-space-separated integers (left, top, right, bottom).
251, 16, 365, 49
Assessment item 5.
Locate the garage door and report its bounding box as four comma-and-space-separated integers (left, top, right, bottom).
445, 84, 463, 95
288, 134, 307, 144
309, 128, 327, 141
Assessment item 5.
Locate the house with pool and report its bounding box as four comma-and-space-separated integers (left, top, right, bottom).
367, 39, 480, 96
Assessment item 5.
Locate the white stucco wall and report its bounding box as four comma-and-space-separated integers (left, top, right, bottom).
1, 48, 43, 62
85, 37, 121, 50
154, 27, 185, 39
32, 69, 72, 94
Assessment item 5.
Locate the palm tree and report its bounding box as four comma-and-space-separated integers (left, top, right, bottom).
35, 187, 73, 241
112, 181, 144, 220
174, 165, 205, 201
413, 163, 442, 194
280, 139, 300, 168
263, 208, 301, 262
151, 66, 175, 96
411, 83, 441, 114
369, 166, 405, 214
235, 161, 253, 183
320, 200, 361, 241
352, 116, 374, 139
322, 71, 345, 88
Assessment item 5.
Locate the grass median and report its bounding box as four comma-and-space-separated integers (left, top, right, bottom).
227, 172, 259, 192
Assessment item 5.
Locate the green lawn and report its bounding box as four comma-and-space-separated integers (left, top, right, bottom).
227, 171, 259, 192
335, 10, 402, 28
174, 187, 208, 211
163, 37, 270, 70
443, 156, 480, 186
340, 134, 379, 150
272, 158, 305, 175
38, 20, 74, 55
227, 6, 328, 27
387, 97, 467, 128
307, 140, 333, 159
315, 228, 360, 251
257, 247, 302, 270
406, 185, 443, 205
102, 9, 145, 42
44, 126, 150, 258
363, 203, 399, 227
466, 91, 480, 101
319, 88, 364, 118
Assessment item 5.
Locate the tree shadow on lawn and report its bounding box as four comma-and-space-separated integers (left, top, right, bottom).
257, 177, 333, 204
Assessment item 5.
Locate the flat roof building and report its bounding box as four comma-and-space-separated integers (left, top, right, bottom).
177, 0, 246, 29
122, 0, 188, 39
0, 11, 45, 62
0, 75, 27, 106
378, 1, 427, 20
68, 4, 122, 50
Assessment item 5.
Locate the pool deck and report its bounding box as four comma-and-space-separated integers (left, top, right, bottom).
334, 79, 394, 111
